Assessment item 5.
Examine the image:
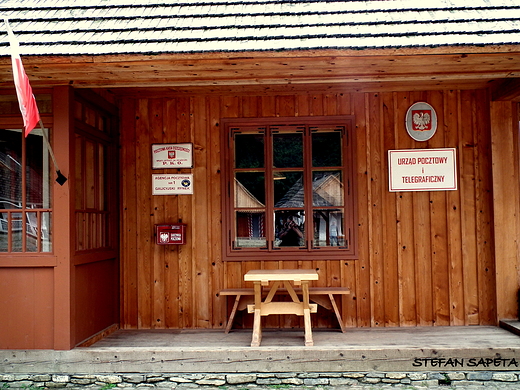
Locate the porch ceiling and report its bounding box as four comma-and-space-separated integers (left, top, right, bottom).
0, 48, 520, 97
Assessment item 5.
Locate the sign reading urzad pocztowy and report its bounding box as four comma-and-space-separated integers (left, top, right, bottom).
388, 148, 457, 192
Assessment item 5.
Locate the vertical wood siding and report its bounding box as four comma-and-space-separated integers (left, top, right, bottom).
120, 89, 496, 330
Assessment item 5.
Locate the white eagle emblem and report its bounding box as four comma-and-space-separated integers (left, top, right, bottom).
413, 111, 431, 131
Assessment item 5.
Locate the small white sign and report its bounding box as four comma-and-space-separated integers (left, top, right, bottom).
152, 143, 193, 169
152, 174, 193, 195
388, 148, 457, 192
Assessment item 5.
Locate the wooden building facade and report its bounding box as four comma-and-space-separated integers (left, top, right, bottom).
0, 1, 520, 350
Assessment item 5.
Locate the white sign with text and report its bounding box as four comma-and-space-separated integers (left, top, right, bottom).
152, 174, 193, 195
152, 143, 193, 169
388, 148, 457, 192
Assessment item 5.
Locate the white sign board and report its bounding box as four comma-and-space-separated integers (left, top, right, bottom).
152, 174, 193, 195
388, 148, 457, 192
152, 143, 193, 169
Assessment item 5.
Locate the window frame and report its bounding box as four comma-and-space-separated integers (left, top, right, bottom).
221, 116, 357, 261
0, 115, 54, 255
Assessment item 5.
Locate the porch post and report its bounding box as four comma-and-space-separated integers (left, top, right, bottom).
52, 86, 75, 349
490, 100, 520, 321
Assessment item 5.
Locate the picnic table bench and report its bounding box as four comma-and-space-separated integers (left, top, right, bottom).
219, 285, 350, 334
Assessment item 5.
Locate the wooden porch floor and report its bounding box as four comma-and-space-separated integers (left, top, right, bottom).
2, 322, 520, 374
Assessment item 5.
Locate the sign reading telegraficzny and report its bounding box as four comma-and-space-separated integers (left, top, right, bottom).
388, 148, 457, 192
152, 143, 193, 169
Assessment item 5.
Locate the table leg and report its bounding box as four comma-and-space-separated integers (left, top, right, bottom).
302, 281, 313, 346
328, 293, 346, 333
251, 281, 262, 347
225, 294, 241, 334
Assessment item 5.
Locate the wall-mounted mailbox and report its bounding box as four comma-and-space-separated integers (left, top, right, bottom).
155, 223, 187, 245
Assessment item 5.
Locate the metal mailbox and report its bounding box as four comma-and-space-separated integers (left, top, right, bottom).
155, 223, 187, 245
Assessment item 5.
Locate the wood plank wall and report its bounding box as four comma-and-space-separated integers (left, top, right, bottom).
119, 89, 496, 330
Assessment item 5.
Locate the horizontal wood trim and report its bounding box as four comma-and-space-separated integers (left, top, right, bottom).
1, 46, 520, 66
0, 255, 57, 267
0, 51, 519, 91
75, 323, 120, 348
74, 249, 118, 266
109, 80, 493, 98
220, 287, 350, 296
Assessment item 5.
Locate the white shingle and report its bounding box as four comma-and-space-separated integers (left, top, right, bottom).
0, 0, 518, 56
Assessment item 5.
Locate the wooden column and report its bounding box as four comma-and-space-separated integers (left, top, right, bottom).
490, 100, 520, 320
52, 86, 75, 349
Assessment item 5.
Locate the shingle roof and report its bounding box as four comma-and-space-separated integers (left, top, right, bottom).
0, 0, 519, 57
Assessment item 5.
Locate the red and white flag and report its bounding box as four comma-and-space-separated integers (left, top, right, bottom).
4, 19, 40, 137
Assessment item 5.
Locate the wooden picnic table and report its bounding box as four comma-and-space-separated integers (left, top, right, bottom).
243, 269, 319, 347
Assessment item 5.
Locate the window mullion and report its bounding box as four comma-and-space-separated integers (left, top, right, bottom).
265, 126, 275, 250
303, 125, 313, 250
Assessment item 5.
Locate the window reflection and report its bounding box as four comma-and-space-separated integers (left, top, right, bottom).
313, 210, 345, 247
26, 129, 51, 208
0, 129, 23, 208
275, 210, 305, 247
235, 211, 266, 248
235, 133, 264, 169
273, 132, 303, 168
10, 212, 22, 252
312, 129, 342, 167
0, 128, 52, 253
234, 173, 266, 248
274, 171, 303, 207
235, 172, 265, 206
312, 171, 343, 207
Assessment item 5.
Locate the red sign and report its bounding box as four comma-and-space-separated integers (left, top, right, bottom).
411, 110, 432, 131
406, 102, 437, 142
155, 224, 187, 245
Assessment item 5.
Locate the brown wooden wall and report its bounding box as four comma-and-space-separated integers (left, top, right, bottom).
119, 88, 497, 330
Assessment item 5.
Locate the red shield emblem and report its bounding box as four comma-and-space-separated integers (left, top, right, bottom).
168, 150, 176, 159
412, 110, 432, 131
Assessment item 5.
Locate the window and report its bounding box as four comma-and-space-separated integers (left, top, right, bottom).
222, 116, 356, 261
0, 127, 52, 253
74, 95, 117, 252
74, 133, 109, 251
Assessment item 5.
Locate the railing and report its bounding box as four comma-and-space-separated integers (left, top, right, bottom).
0, 210, 51, 253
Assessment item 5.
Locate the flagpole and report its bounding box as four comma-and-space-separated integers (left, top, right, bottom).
4, 18, 67, 185
37, 119, 67, 185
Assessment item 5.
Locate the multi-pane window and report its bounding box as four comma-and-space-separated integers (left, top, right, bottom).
74, 96, 115, 252
0, 127, 52, 252
223, 117, 356, 260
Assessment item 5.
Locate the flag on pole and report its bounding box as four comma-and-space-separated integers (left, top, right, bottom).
4, 19, 40, 137
3, 19, 67, 185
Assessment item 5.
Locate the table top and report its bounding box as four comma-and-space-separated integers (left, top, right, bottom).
244, 269, 318, 283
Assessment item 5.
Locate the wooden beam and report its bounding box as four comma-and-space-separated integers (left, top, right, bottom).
52, 85, 75, 350
492, 78, 520, 102
0, 51, 518, 90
